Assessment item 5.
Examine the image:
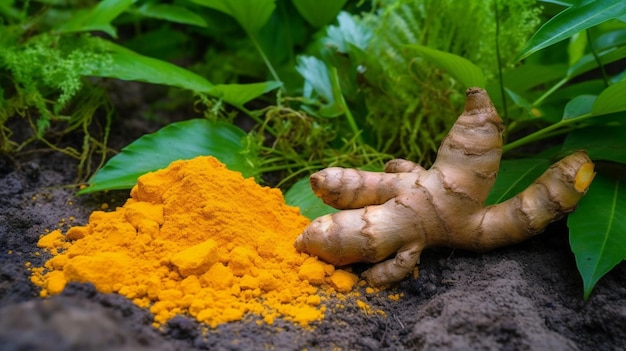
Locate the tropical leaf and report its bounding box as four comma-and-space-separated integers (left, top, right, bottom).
562, 95, 596, 119
568, 173, 626, 299
405, 44, 486, 88
83, 40, 280, 107
292, 0, 347, 28
55, 0, 134, 38
568, 46, 626, 79
592, 81, 626, 116
517, 0, 626, 60
134, 3, 208, 27
562, 125, 626, 164
191, 0, 275, 34
79, 120, 258, 194
485, 158, 550, 205
284, 177, 338, 220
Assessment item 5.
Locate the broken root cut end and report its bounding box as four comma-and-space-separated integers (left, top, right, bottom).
463, 87, 494, 114
574, 162, 595, 193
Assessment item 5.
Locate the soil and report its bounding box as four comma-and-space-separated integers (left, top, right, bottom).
1, 86, 625, 351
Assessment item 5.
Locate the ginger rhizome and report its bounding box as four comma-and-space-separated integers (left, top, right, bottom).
295, 87, 595, 287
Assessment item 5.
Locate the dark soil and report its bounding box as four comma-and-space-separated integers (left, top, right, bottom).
1, 85, 625, 351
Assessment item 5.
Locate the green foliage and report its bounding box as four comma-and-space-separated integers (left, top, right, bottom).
79, 119, 257, 194
3, 0, 624, 299
284, 177, 338, 220
483, 1, 626, 298
568, 173, 626, 300
517, 0, 626, 60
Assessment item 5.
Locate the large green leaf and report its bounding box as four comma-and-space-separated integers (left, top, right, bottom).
211, 81, 283, 107
284, 177, 338, 220
79, 119, 258, 194
592, 81, 626, 116
133, 3, 208, 27
485, 158, 550, 205
568, 46, 626, 79
562, 95, 596, 119
191, 0, 275, 34
568, 173, 626, 299
405, 44, 486, 88
292, 0, 347, 28
502, 64, 567, 93
562, 125, 626, 164
517, 0, 626, 60
55, 0, 134, 38
83, 40, 280, 107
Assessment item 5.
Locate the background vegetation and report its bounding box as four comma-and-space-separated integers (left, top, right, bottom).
1, 0, 625, 299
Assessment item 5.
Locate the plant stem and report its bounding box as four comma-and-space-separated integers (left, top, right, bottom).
586, 28, 609, 87
532, 77, 568, 107
494, 0, 508, 120
329, 66, 363, 145
249, 34, 281, 84
503, 112, 594, 153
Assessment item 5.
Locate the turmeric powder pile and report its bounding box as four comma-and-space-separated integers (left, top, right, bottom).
31, 156, 359, 328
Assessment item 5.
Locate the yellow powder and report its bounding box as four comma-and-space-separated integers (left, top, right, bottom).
31, 156, 360, 328
328, 270, 359, 293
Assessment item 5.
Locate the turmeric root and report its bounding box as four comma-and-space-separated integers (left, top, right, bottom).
294, 87, 595, 287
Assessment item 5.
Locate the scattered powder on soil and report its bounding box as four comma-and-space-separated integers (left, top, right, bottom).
30, 156, 360, 328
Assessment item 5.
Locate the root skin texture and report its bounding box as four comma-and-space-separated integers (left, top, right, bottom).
294, 88, 595, 287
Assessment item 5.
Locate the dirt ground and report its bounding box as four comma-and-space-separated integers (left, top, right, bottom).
1, 92, 625, 350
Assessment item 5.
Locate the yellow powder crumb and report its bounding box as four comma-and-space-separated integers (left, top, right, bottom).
328, 270, 359, 293
45, 270, 67, 295
100, 203, 109, 210
65, 226, 88, 240
298, 257, 327, 285
388, 293, 403, 301
31, 156, 363, 329
171, 239, 218, 277
37, 230, 69, 252
412, 267, 419, 279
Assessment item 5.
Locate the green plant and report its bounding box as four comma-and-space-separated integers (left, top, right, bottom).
3, 0, 623, 299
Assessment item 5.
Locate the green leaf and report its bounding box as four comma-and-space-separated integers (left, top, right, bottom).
568, 46, 626, 79
325, 11, 372, 52
592, 81, 626, 116
563, 94, 596, 119
405, 44, 486, 88
134, 3, 208, 27
83, 40, 280, 107
284, 177, 338, 220
563, 125, 626, 164
485, 158, 550, 205
517, 0, 626, 60
594, 28, 626, 51
296, 56, 345, 118
292, 0, 347, 27
568, 173, 626, 299
567, 31, 587, 66
55, 0, 134, 38
502, 64, 567, 93
86, 41, 214, 91
191, 0, 275, 34
210, 81, 283, 107
79, 119, 258, 194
